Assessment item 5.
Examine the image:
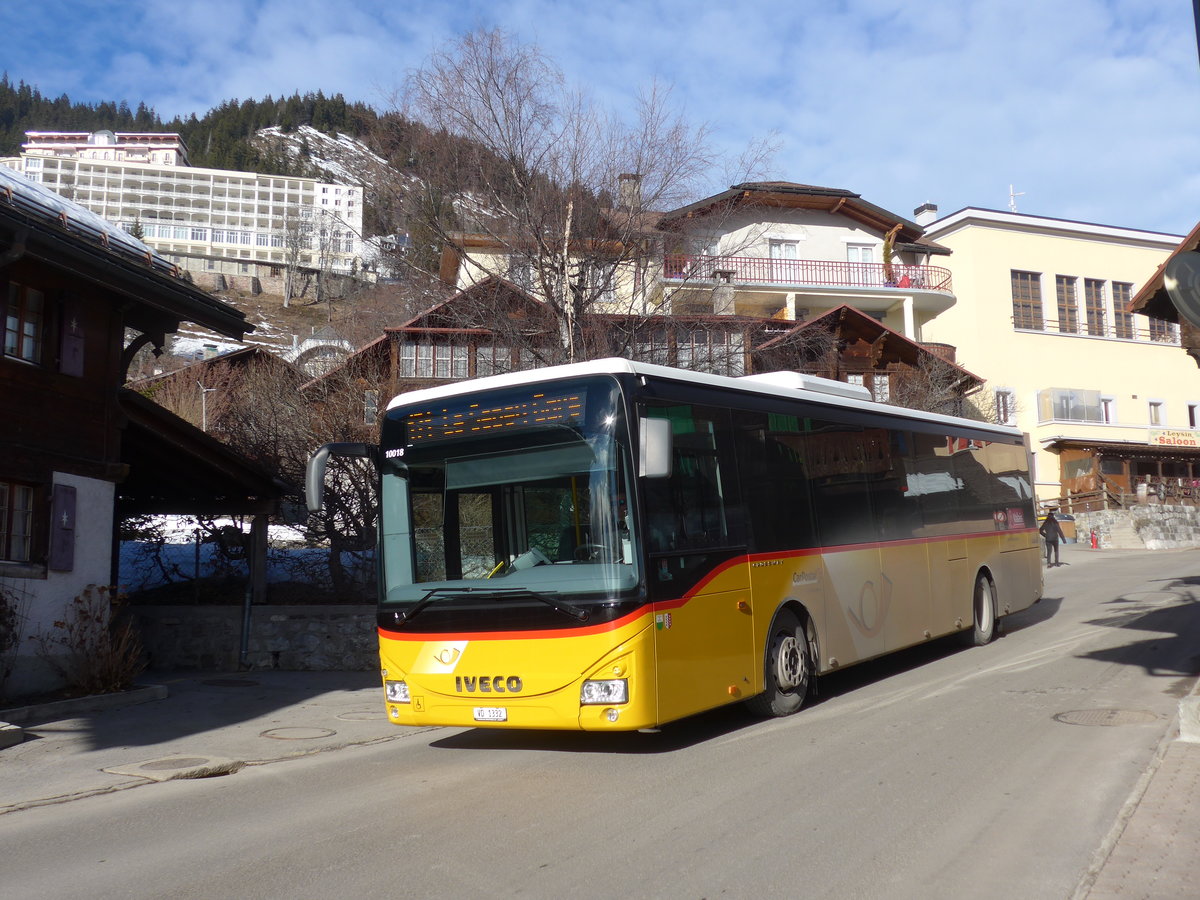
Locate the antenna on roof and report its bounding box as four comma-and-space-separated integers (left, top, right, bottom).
1008, 184, 1025, 213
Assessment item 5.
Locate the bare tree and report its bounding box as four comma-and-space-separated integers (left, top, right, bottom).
888, 356, 977, 418
140, 355, 380, 592
279, 210, 313, 308
376, 27, 771, 366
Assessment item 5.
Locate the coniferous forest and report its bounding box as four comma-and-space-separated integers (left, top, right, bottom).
0, 74, 380, 176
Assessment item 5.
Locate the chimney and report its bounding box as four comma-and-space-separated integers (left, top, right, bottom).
913, 203, 939, 226
618, 173, 642, 210
711, 268, 736, 315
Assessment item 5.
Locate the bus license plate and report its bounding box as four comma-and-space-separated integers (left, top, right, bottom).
473, 707, 507, 722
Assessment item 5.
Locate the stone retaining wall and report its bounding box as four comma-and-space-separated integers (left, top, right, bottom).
134, 605, 377, 672
1073, 504, 1200, 551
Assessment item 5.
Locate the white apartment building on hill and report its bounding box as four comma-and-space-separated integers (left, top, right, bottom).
2, 130, 365, 275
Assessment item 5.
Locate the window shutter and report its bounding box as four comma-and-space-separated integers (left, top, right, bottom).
59, 293, 85, 377
48, 484, 77, 572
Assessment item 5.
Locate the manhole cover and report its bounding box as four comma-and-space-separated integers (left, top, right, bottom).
105, 756, 243, 781
336, 709, 387, 721
1054, 709, 1160, 727
202, 678, 259, 687
260, 726, 337, 740
139, 757, 211, 770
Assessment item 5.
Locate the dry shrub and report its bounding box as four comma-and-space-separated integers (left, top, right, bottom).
32, 585, 146, 696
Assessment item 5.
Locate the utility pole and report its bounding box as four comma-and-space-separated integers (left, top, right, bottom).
198, 381, 216, 431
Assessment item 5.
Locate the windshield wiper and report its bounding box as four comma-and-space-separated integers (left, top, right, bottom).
395, 586, 589, 625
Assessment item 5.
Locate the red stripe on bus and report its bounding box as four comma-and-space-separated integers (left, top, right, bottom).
379, 528, 1038, 641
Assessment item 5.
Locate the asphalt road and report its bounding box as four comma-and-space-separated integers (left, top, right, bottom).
3, 548, 1199, 899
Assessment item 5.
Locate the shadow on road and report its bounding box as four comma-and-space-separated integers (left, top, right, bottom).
1076, 580, 1200, 680
4, 670, 382, 752
1002, 594, 1064, 634
432, 610, 1051, 754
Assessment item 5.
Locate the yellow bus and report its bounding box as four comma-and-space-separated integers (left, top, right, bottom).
306, 359, 1042, 731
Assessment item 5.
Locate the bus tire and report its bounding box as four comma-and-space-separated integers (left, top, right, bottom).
969, 573, 997, 646
747, 609, 813, 717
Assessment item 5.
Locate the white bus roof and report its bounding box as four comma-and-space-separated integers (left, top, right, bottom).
385, 358, 1024, 440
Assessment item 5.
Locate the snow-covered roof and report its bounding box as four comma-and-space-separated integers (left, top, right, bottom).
0, 164, 176, 276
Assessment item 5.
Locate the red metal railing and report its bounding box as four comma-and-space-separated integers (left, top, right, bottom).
662, 254, 954, 294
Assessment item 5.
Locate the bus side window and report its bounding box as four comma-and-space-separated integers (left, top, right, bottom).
732, 410, 817, 552
643, 404, 740, 552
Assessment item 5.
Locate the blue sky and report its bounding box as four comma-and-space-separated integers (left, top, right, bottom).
7, 0, 1200, 234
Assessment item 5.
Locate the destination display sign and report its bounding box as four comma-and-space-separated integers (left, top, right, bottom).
405, 391, 587, 443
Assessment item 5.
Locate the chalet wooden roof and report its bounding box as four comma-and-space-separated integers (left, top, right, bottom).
756, 303, 982, 387
1129, 219, 1200, 322
116, 389, 289, 516
656, 181, 950, 254
0, 166, 251, 342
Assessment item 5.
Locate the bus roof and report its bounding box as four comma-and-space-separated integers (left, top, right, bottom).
385, 358, 1024, 440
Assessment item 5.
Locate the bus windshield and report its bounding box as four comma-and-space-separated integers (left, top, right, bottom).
378, 378, 640, 624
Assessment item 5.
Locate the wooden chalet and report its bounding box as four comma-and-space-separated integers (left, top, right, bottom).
0, 167, 282, 698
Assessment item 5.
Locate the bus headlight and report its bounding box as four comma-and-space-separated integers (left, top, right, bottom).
384, 680, 410, 703
581, 679, 628, 705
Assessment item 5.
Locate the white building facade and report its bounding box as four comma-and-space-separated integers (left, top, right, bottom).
919, 207, 1194, 507
2, 130, 365, 275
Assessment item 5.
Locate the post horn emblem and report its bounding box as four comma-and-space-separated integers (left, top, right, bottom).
435, 647, 461, 666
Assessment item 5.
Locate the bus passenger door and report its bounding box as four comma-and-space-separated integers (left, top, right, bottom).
643, 404, 755, 722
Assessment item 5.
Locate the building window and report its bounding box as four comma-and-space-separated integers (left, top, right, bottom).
634, 328, 671, 366
1055, 275, 1078, 334
1037, 388, 1103, 423
0, 480, 35, 563
1101, 396, 1116, 425
1149, 401, 1164, 426
4, 282, 45, 364
1189, 404, 1198, 429
400, 341, 469, 379
476, 344, 513, 376
676, 329, 745, 376
995, 389, 1016, 426
1084, 278, 1107, 336
1112, 282, 1134, 339
1010, 270, 1044, 330
364, 390, 379, 424
845, 243, 873, 264
1149, 317, 1177, 343
871, 374, 891, 403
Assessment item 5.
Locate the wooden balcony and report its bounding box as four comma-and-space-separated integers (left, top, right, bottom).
662, 254, 954, 294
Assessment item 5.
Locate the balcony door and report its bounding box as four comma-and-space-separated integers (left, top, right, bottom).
769, 239, 799, 284
847, 243, 878, 286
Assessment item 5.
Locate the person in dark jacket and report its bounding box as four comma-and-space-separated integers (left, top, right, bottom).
1040, 510, 1066, 566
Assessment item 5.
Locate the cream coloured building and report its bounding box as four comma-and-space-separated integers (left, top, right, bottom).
920, 206, 1194, 507
2, 130, 365, 275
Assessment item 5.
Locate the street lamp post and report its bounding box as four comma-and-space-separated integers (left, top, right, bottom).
198, 380, 217, 431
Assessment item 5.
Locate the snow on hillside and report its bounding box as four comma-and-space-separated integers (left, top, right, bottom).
253, 124, 387, 186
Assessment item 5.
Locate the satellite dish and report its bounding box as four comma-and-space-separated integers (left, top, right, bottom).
1164, 250, 1200, 328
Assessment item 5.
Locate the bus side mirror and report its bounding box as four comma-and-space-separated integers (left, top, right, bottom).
639, 417, 673, 479
306, 442, 377, 513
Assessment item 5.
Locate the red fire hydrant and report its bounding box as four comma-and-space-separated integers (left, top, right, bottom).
1090, 529, 1098, 550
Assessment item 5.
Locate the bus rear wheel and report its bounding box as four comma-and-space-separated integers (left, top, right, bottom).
748, 609, 813, 717
969, 573, 997, 646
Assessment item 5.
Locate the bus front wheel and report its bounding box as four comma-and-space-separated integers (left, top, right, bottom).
969, 573, 997, 646
748, 609, 813, 717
